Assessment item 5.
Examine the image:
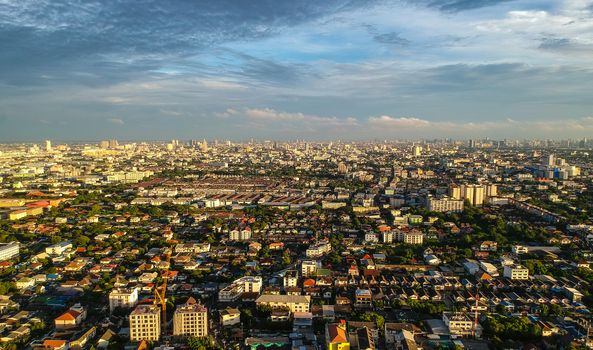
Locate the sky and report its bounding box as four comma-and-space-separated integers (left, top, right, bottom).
1, 0, 593, 141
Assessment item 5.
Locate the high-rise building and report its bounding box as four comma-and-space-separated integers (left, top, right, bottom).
412, 145, 422, 157
461, 184, 485, 206
468, 139, 476, 148
109, 139, 119, 149
44, 140, 52, 152
473, 185, 485, 207
544, 154, 555, 167
173, 298, 208, 338
462, 185, 474, 205
129, 305, 161, 341
99, 140, 110, 149
449, 184, 461, 200
485, 184, 498, 198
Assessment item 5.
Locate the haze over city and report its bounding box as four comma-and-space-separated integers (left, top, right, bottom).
1, 0, 593, 141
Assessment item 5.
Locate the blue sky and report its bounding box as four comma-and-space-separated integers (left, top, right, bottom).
1, 0, 592, 141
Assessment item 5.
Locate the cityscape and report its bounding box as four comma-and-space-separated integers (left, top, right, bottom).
2, 0, 593, 350
1, 139, 593, 350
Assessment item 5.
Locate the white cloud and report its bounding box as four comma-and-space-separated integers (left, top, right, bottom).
223, 108, 360, 127
107, 118, 125, 125
367, 116, 431, 128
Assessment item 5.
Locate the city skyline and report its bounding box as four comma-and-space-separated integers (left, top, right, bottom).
1, 0, 593, 141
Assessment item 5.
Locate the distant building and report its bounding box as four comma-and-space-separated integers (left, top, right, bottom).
283, 270, 298, 288
45, 241, 72, 255
255, 295, 310, 313
443, 312, 474, 338
403, 231, 423, 245
0, 242, 19, 261
301, 260, 318, 277
426, 197, 464, 213
503, 264, 529, 280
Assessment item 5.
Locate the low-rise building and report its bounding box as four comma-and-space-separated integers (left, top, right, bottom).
255, 295, 311, 313
503, 264, 529, 280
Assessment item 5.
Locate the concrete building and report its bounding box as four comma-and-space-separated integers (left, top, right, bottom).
426, 197, 464, 213
255, 295, 311, 313
283, 270, 298, 288
443, 312, 474, 338
109, 287, 139, 313
129, 305, 161, 342
0, 242, 19, 261
403, 231, 424, 245
220, 308, 241, 327
503, 265, 529, 280
173, 298, 208, 338
45, 241, 72, 255
301, 260, 318, 277
218, 276, 263, 302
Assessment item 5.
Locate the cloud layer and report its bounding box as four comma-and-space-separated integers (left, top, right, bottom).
1, 0, 592, 140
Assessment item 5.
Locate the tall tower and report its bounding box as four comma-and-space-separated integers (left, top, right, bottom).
44, 140, 52, 152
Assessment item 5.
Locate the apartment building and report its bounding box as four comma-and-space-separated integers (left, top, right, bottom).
301, 260, 318, 277
503, 264, 529, 280
255, 295, 311, 313
172, 298, 208, 338
218, 276, 263, 302
129, 305, 161, 342
109, 287, 139, 313
443, 312, 474, 338
0, 242, 19, 261
426, 197, 464, 213
283, 270, 298, 288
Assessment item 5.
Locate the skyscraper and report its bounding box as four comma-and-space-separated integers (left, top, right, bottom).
44, 140, 52, 152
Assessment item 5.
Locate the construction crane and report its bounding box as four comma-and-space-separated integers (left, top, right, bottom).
154, 245, 172, 335
470, 283, 483, 338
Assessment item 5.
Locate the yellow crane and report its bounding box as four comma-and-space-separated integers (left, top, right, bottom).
154, 246, 172, 335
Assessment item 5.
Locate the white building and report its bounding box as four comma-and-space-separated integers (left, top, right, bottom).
0, 242, 19, 261
403, 231, 424, 245
443, 312, 474, 338
503, 264, 529, 280
45, 241, 73, 255
512, 245, 529, 255
218, 276, 263, 302
283, 270, 298, 288
229, 228, 252, 241
109, 287, 139, 313
255, 295, 311, 313
306, 242, 331, 258
301, 260, 318, 277
426, 197, 464, 213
